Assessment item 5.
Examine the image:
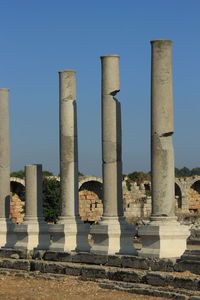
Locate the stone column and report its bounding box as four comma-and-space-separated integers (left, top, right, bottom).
139, 40, 189, 258
59, 70, 78, 220
101, 55, 123, 219
48, 70, 90, 252
24, 164, 44, 223
0, 88, 13, 248
151, 40, 175, 220
14, 164, 49, 250
90, 55, 137, 255
0, 89, 10, 220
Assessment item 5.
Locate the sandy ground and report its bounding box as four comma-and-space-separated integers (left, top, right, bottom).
0, 273, 169, 300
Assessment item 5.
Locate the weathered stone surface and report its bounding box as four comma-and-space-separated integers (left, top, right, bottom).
72, 253, 107, 265
121, 255, 149, 270
81, 265, 106, 278
149, 258, 175, 272
32, 261, 66, 274
181, 250, 200, 261
79, 190, 103, 222
43, 251, 72, 262
0, 259, 30, 271
99, 281, 190, 300
107, 255, 122, 267
64, 265, 81, 276
146, 271, 173, 286
173, 276, 200, 290
107, 269, 146, 283
175, 260, 200, 274
0, 249, 29, 259
10, 193, 25, 223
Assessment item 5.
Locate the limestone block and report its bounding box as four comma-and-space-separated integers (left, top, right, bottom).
90, 217, 137, 255
138, 219, 190, 258
12, 222, 50, 251
49, 217, 90, 252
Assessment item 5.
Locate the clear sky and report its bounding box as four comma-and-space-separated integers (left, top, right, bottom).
0, 0, 200, 176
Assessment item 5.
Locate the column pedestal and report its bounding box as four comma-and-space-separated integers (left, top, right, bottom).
91, 217, 137, 255
14, 165, 50, 250
49, 217, 90, 252
139, 217, 189, 258
13, 219, 50, 251
0, 220, 16, 248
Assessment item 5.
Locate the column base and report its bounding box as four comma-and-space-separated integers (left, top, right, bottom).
90, 216, 137, 255
48, 216, 90, 252
0, 219, 16, 248
138, 217, 190, 258
12, 220, 50, 251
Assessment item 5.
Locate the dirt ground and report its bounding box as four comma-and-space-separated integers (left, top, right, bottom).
0, 273, 168, 300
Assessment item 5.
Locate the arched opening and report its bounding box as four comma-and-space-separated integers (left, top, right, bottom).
175, 183, 182, 209
188, 180, 200, 214
79, 181, 103, 223
10, 181, 25, 223
144, 183, 151, 196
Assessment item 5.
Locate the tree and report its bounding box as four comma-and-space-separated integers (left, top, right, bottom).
175, 167, 191, 177
43, 178, 61, 223
128, 171, 151, 185
10, 170, 25, 179
10, 170, 54, 179
42, 171, 54, 177
191, 168, 200, 176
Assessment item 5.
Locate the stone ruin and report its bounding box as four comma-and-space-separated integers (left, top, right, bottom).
9, 174, 200, 225
0, 39, 193, 258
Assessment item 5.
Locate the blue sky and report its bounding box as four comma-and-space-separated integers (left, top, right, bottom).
0, 0, 199, 176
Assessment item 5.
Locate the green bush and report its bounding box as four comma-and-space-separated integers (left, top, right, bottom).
43, 178, 61, 223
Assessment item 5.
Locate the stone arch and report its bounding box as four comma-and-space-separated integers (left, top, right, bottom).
78, 176, 102, 189
187, 179, 200, 214
78, 177, 103, 222
10, 177, 25, 224
191, 180, 200, 194
143, 180, 151, 196
175, 182, 182, 209
185, 176, 200, 189
10, 177, 25, 187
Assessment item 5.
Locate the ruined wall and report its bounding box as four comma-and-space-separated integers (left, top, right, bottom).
79, 190, 103, 222
187, 188, 200, 213
122, 180, 151, 220
8, 175, 200, 223
10, 193, 25, 223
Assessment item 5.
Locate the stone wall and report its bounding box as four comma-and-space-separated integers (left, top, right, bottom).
122, 180, 151, 220
79, 190, 103, 222
10, 193, 25, 224
9, 175, 200, 223
187, 188, 200, 213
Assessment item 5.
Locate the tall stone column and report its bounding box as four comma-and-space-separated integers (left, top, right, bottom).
14, 164, 49, 250
91, 55, 137, 255
0, 89, 10, 221
139, 40, 189, 258
59, 70, 78, 220
0, 88, 12, 248
151, 40, 175, 220
49, 70, 90, 252
101, 55, 123, 219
